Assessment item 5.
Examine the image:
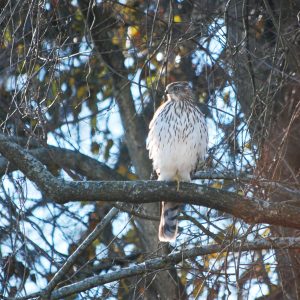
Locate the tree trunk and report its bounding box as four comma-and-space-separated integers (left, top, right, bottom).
78, 1, 184, 298
227, 0, 300, 298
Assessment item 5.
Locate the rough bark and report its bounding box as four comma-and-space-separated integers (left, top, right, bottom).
1, 133, 300, 234
6, 237, 300, 300
0, 146, 124, 180
226, 0, 300, 298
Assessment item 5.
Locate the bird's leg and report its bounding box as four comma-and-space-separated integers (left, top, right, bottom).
174, 172, 180, 191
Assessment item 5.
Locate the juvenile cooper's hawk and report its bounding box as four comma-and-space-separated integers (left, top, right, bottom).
147, 81, 208, 242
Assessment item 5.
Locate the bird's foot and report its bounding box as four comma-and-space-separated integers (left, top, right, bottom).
175, 177, 180, 191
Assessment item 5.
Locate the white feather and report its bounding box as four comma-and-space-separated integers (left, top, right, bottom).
146, 99, 208, 182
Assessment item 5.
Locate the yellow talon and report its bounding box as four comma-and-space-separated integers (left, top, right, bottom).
175, 173, 180, 191
176, 179, 180, 191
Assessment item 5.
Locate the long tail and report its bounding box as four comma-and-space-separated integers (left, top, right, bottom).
158, 202, 180, 242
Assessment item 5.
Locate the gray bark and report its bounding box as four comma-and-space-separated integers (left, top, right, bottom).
226, 0, 300, 298
1, 133, 300, 233
6, 237, 300, 300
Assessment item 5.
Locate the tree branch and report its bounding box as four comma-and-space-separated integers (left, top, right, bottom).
0, 134, 66, 197
6, 237, 300, 300
42, 207, 119, 297
193, 170, 252, 180
78, 0, 152, 179
1, 133, 300, 231
0, 145, 124, 180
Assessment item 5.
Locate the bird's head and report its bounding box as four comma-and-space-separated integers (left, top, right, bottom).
165, 81, 194, 101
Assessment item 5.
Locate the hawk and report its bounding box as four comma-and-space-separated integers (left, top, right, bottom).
147, 81, 208, 242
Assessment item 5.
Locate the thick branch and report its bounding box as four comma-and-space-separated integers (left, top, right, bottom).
7, 237, 300, 300
0, 134, 66, 197
57, 181, 300, 230
0, 145, 123, 180
1, 133, 300, 231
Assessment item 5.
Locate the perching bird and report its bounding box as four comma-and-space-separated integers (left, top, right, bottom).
147, 81, 208, 242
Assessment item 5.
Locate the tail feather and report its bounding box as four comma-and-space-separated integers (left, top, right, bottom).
158, 202, 180, 242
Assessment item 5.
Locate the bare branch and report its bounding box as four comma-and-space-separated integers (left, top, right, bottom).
0, 145, 124, 180
6, 237, 300, 300
43, 207, 119, 296
0, 133, 66, 197
193, 170, 252, 180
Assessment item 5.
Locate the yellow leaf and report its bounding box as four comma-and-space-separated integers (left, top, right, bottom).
92, 239, 100, 247
173, 15, 182, 23
226, 224, 238, 235
4, 28, 12, 46
207, 252, 219, 259
146, 76, 156, 87
117, 165, 128, 176
223, 91, 230, 103
255, 15, 265, 39
261, 228, 270, 238
104, 139, 113, 161
206, 250, 227, 261
17, 61, 26, 73
238, 190, 244, 196
91, 141, 100, 155
34, 64, 41, 73
112, 35, 119, 45
17, 44, 24, 55
128, 26, 139, 38
127, 173, 138, 180
211, 181, 222, 189
88, 244, 96, 260
193, 278, 204, 298
75, 8, 83, 21
120, 278, 130, 294
77, 86, 86, 98
244, 142, 251, 150
203, 256, 210, 269
30, 119, 38, 127
91, 116, 97, 130
180, 269, 188, 286
69, 77, 75, 86
199, 92, 207, 103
